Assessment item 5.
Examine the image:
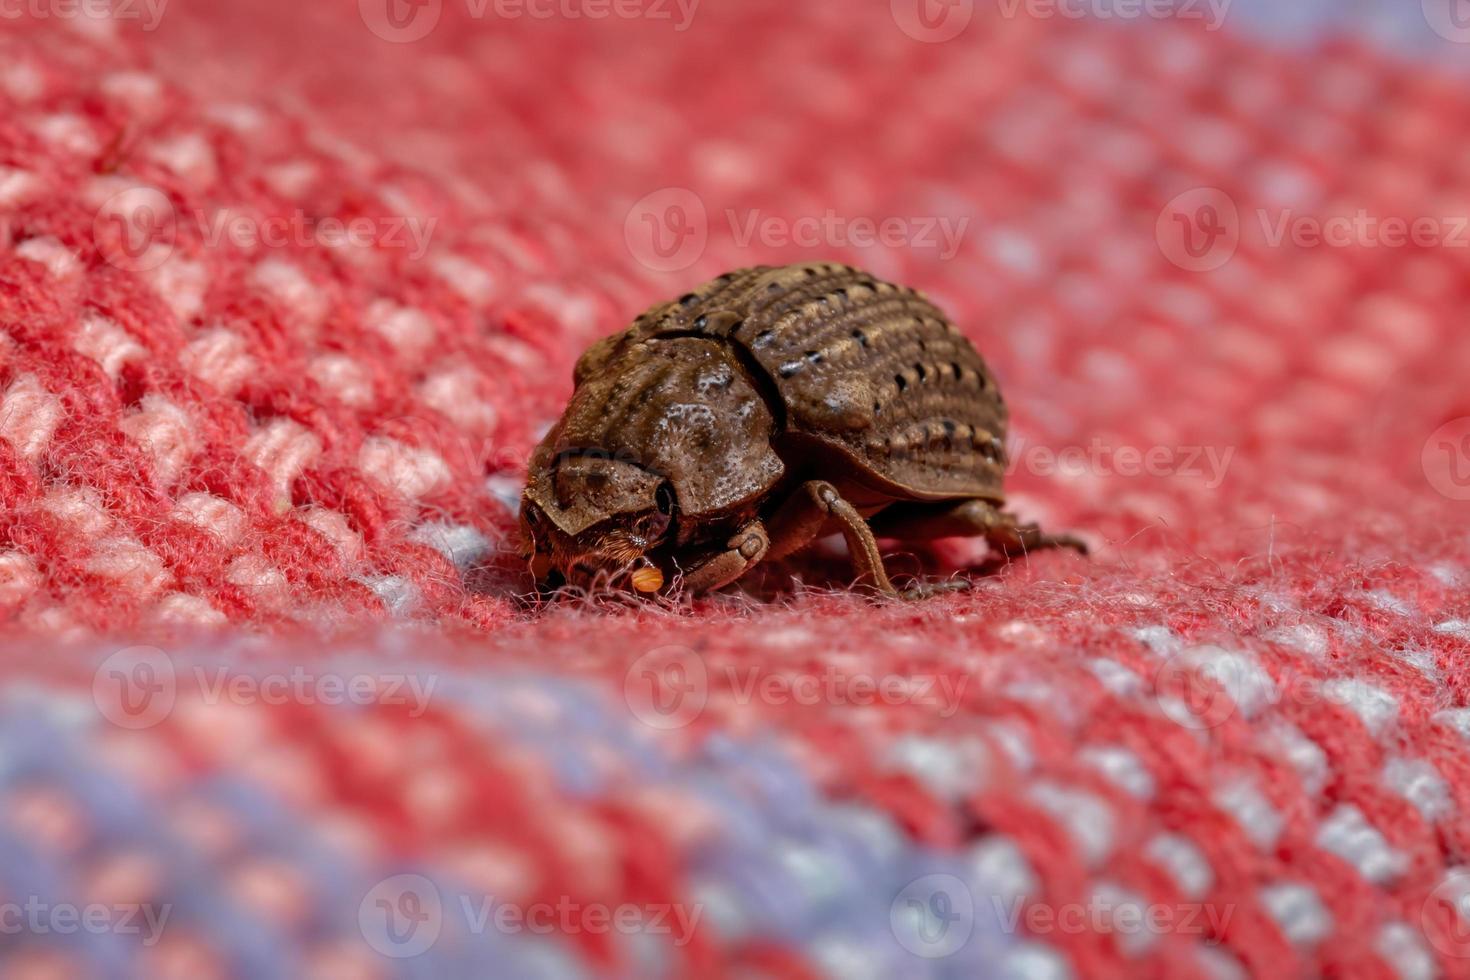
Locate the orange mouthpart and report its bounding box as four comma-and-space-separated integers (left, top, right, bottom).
630, 566, 664, 593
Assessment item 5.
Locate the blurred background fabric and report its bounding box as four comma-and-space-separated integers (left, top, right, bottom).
1, 0, 1469, 977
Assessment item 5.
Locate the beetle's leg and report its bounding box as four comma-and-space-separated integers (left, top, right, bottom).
679, 520, 770, 593
766, 480, 898, 596
870, 498, 1089, 557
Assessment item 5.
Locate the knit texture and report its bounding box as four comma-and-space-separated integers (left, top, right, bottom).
1, 2, 1469, 978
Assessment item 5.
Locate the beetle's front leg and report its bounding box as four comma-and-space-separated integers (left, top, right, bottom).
765, 480, 898, 597
679, 520, 770, 593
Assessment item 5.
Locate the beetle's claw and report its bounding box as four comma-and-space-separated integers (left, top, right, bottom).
898, 576, 975, 601
532, 567, 566, 597
1057, 534, 1091, 556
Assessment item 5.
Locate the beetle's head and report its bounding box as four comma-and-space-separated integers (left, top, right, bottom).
519, 451, 675, 594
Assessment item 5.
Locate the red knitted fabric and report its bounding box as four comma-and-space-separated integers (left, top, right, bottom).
2, 3, 1469, 979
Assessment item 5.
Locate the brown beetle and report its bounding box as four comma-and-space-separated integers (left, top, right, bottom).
519, 263, 1085, 598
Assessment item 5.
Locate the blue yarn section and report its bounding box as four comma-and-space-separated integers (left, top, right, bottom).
1163, 0, 1470, 63
438, 672, 1025, 979
0, 667, 1029, 980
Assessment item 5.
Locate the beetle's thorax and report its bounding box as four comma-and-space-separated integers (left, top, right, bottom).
521, 335, 784, 585
551, 335, 784, 520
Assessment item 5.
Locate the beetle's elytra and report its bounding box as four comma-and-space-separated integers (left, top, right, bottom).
519, 262, 1086, 598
